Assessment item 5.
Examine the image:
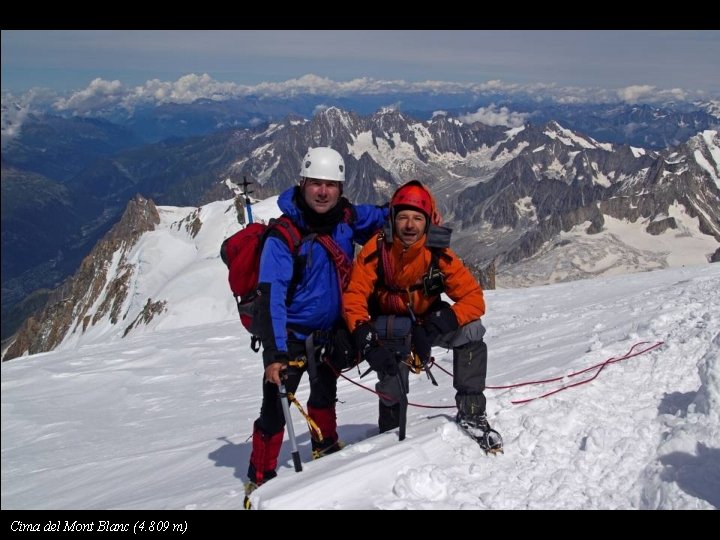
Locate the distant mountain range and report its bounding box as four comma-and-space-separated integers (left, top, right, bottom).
4, 91, 719, 148
4, 118, 719, 360
2, 100, 719, 346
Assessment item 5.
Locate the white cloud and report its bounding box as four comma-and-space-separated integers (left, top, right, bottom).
459, 104, 529, 127
54, 78, 126, 114
53, 74, 250, 114
617, 85, 687, 104
128, 73, 247, 105
1, 94, 29, 147
1, 88, 59, 146
2, 74, 717, 121
618, 85, 657, 104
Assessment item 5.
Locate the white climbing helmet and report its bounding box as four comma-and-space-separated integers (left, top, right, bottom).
299, 147, 345, 182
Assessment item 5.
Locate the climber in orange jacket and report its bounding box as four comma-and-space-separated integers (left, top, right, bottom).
343, 180, 499, 448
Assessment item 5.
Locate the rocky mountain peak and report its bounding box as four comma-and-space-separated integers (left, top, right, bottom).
687, 129, 719, 171
694, 100, 720, 119
318, 106, 357, 128
112, 194, 162, 240
2, 196, 160, 361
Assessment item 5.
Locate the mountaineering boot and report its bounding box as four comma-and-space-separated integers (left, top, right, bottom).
243, 469, 277, 510
246, 465, 278, 486
378, 401, 401, 433
244, 485, 255, 510
455, 410, 503, 455
456, 409, 490, 433
311, 438, 345, 460
307, 404, 342, 459
453, 336, 498, 454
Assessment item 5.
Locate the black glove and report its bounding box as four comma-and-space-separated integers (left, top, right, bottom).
329, 327, 358, 371
353, 322, 377, 353
412, 325, 434, 364
353, 322, 397, 375
425, 307, 459, 336
365, 345, 397, 376
412, 308, 458, 364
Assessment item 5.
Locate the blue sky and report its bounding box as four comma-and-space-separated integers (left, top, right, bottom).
2, 30, 719, 95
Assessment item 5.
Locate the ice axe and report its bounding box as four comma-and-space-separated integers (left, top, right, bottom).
278, 382, 302, 473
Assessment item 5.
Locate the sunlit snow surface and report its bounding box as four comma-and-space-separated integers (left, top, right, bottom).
3, 265, 718, 509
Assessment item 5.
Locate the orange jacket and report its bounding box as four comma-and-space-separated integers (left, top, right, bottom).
343, 231, 485, 331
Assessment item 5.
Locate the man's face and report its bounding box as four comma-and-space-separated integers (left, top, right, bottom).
394, 209, 427, 246
302, 179, 341, 214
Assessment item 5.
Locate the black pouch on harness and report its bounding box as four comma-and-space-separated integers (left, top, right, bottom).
373, 315, 413, 359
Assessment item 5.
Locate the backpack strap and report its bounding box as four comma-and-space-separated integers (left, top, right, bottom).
428, 247, 452, 273
315, 234, 352, 291
422, 248, 451, 297
271, 210, 355, 299
372, 233, 451, 297
265, 215, 306, 306
266, 215, 303, 254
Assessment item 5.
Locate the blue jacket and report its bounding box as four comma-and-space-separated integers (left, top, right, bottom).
257, 187, 388, 363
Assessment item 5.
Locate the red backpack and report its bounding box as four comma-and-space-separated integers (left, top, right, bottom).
220, 216, 303, 336
221, 208, 356, 351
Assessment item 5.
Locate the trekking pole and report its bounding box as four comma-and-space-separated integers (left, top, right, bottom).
278, 383, 303, 472
242, 176, 254, 224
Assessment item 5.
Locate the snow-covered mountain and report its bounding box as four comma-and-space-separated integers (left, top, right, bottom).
451, 127, 720, 284
3, 107, 719, 354
222, 107, 512, 204
230, 112, 720, 284
2, 263, 718, 509
2, 190, 277, 360
694, 100, 720, 120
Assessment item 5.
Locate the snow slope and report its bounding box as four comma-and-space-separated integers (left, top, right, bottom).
2, 264, 718, 509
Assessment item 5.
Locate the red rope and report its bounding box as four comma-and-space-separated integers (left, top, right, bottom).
330, 362, 456, 409
427, 358, 453, 377
327, 340, 664, 408
507, 341, 664, 404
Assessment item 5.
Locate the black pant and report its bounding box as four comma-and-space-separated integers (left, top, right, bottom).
452, 339, 487, 415
256, 340, 338, 435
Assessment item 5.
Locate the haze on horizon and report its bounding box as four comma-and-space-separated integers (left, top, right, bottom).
2, 30, 719, 98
